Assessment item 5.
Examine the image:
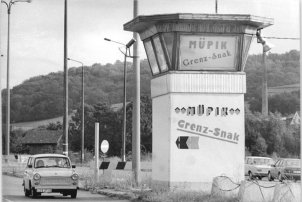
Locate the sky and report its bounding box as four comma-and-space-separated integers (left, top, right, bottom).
0, 0, 300, 87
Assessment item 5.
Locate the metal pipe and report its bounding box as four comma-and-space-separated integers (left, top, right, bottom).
132, 0, 141, 185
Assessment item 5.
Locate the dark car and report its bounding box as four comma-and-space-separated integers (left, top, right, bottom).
268, 158, 300, 182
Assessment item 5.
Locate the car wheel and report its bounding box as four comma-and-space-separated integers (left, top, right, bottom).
258, 176, 262, 180
268, 172, 274, 181
24, 185, 30, 197
248, 172, 253, 180
71, 189, 77, 199
278, 173, 283, 182
31, 187, 38, 198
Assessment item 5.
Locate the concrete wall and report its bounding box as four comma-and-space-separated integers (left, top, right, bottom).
151, 72, 245, 191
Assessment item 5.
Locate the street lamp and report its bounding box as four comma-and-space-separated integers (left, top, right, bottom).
67, 57, 85, 164
256, 29, 273, 116
104, 37, 136, 162
1, 0, 31, 155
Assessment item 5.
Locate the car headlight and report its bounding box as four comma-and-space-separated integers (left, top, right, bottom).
71, 174, 79, 180
33, 173, 41, 180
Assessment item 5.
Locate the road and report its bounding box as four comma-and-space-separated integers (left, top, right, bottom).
2, 175, 130, 202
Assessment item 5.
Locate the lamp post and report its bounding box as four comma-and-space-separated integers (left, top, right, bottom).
67, 58, 85, 163
104, 37, 136, 162
256, 30, 272, 116
1, 0, 31, 155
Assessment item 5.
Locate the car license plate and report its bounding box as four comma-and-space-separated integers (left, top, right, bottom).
37, 189, 52, 193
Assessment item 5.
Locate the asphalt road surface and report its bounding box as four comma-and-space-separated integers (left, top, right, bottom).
2, 175, 130, 202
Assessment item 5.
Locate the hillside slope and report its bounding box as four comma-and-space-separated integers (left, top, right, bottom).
2, 50, 300, 123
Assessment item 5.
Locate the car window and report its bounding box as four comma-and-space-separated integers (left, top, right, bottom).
285, 159, 300, 167
34, 157, 71, 168
250, 158, 273, 165
27, 157, 32, 167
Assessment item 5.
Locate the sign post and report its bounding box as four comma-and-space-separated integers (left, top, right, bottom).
100, 139, 109, 174
94, 123, 99, 183
124, 14, 273, 192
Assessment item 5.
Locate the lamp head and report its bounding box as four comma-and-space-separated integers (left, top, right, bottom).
263, 41, 274, 53
126, 38, 136, 48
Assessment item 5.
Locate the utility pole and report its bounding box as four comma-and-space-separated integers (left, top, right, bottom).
67, 58, 84, 163
299, 0, 302, 199
63, 0, 69, 156
261, 49, 268, 116
215, 0, 218, 14
1, 0, 31, 155
0, 3, 3, 199
256, 30, 271, 116
132, 0, 141, 185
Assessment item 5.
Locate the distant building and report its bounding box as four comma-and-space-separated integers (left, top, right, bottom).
21, 129, 63, 155
268, 83, 299, 96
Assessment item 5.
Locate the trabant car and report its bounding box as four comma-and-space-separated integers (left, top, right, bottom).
268, 158, 301, 182
245, 156, 274, 180
23, 153, 79, 198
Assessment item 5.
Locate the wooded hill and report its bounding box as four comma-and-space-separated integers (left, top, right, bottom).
2, 50, 300, 123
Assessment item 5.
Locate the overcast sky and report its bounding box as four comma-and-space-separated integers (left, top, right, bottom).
0, 0, 300, 87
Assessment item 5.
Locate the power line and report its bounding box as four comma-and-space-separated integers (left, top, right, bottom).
263, 36, 300, 40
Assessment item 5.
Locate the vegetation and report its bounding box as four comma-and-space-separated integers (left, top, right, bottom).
2, 59, 152, 123
245, 108, 300, 158
3, 50, 301, 158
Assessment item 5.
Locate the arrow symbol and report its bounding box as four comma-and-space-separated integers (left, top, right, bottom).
181, 107, 186, 114
235, 108, 240, 114
186, 136, 199, 149
176, 136, 189, 149
175, 107, 180, 113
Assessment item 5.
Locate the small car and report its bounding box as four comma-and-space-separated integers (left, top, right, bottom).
268, 158, 301, 182
23, 153, 79, 198
245, 156, 274, 180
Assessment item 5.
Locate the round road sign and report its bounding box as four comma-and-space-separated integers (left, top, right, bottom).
101, 140, 109, 153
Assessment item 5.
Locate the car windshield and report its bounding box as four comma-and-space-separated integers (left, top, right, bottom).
285, 159, 300, 167
252, 158, 274, 165
34, 157, 70, 168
